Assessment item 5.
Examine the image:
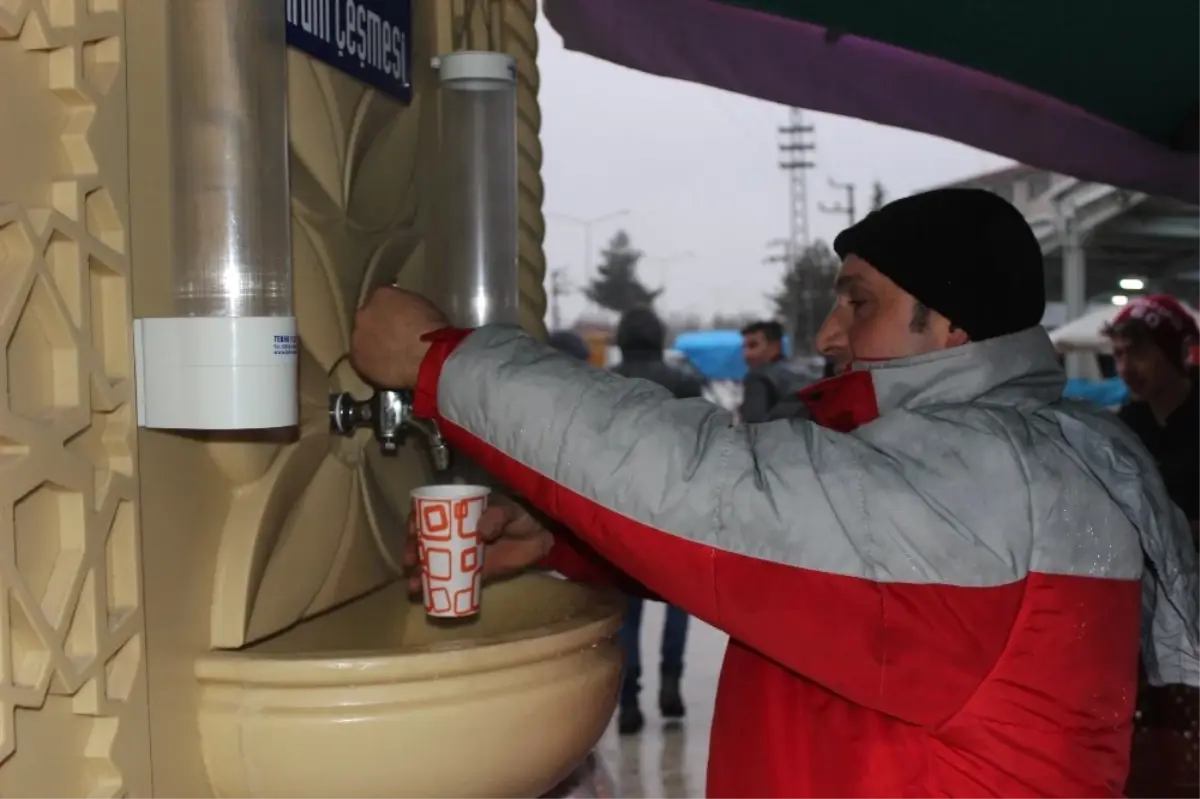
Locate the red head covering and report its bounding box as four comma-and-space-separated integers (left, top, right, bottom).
1108, 294, 1200, 370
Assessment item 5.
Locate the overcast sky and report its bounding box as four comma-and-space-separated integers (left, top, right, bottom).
535, 11, 1013, 325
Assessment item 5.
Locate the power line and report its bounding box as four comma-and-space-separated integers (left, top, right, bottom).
818, 177, 856, 229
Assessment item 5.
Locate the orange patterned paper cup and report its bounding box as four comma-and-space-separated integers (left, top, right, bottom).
411, 484, 491, 618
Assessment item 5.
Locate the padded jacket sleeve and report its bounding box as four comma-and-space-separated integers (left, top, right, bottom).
413, 325, 1027, 724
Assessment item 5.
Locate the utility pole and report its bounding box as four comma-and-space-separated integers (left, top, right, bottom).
776, 108, 816, 348
763, 238, 793, 267
548, 267, 570, 331
818, 177, 857, 228
778, 108, 815, 261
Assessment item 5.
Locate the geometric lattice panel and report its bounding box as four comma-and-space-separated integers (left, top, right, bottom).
0, 0, 547, 796
0, 0, 149, 795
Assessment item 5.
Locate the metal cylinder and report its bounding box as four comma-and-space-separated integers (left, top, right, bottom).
430, 51, 520, 328
168, 0, 292, 318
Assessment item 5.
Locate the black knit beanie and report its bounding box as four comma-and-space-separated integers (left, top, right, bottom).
832, 188, 1045, 341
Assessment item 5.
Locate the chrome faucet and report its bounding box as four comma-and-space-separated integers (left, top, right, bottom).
328, 389, 451, 470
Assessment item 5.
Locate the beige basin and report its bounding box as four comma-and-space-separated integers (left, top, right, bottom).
194, 574, 625, 798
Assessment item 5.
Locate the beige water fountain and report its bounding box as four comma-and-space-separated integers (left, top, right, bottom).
0, 1, 623, 796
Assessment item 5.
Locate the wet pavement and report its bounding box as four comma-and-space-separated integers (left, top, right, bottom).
594, 602, 728, 797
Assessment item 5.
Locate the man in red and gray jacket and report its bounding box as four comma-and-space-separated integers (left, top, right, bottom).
357, 189, 1198, 797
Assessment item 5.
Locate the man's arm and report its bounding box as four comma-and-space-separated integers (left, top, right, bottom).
414, 326, 1025, 724
538, 531, 662, 600
739, 372, 773, 423
522, 501, 659, 597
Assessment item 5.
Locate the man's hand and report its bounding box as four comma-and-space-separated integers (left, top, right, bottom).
350, 286, 450, 389
403, 494, 554, 595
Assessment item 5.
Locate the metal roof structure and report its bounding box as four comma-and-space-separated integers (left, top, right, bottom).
942, 168, 1198, 309
1026, 180, 1199, 307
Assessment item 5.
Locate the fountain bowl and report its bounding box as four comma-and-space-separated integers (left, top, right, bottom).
195, 574, 625, 798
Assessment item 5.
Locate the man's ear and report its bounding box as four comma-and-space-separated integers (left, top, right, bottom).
947, 326, 970, 348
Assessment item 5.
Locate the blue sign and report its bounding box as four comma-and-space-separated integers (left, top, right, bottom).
286, 0, 412, 105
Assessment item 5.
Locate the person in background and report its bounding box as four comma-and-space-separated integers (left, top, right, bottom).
1104, 294, 1200, 798
1106, 295, 1199, 528
547, 330, 592, 363
739, 320, 801, 422
610, 307, 705, 735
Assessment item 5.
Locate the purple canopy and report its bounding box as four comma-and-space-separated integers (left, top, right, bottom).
545, 0, 1199, 202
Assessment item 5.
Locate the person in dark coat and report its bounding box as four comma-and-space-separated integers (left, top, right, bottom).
611, 307, 705, 735
1106, 295, 1199, 528
739, 320, 803, 422
1104, 294, 1199, 798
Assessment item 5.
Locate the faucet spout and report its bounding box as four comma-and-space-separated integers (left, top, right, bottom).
405, 416, 451, 471
328, 389, 452, 470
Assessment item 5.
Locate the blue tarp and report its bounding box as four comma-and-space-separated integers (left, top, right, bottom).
672, 330, 747, 381
674, 329, 792, 381
1063, 377, 1129, 408
675, 331, 1131, 409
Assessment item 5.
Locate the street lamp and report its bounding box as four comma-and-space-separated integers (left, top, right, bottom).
545, 209, 631, 286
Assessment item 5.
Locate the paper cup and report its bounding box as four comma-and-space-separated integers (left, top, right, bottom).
411, 484, 491, 618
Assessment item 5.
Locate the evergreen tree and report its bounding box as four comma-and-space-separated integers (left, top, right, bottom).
770, 241, 840, 353
584, 230, 662, 313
